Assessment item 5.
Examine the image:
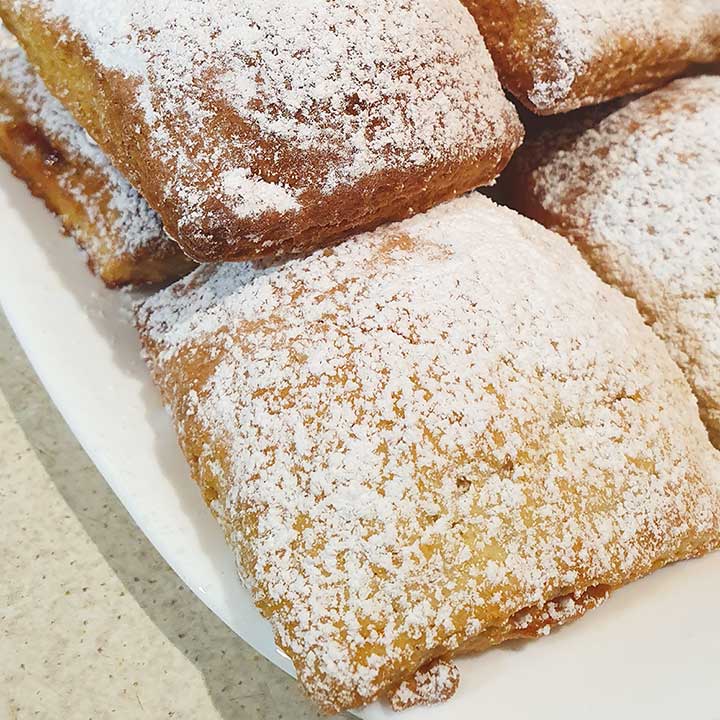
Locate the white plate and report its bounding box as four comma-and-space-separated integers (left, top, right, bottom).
1, 162, 719, 719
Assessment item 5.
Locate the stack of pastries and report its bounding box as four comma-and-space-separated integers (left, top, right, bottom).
1, 1, 718, 714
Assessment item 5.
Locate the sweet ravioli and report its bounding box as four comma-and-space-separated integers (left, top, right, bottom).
504, 76, 720, 447
462, 0, 720, 114
0, 0, 523, 261
0, 27, 193, 287
136, 195, 720, 713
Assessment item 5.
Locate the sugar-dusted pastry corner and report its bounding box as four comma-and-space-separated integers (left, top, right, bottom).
503, 75, 720, 447
135, 194, 720, 713
462, 0, 720, 114
0, 0, 523, 261
0, 26, 194, 287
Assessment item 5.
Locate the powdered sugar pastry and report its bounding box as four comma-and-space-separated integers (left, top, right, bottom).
18, 0, 515, 235
138, 194, 720, 711
524, 0, 720, 109
0, 25, 166, 257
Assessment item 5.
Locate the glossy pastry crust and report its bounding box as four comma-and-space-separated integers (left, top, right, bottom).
462, 0, 720, 114
136, 195, 720, 713
0, 29, 194, 287
503, 76, 720, 447
0, 1, 523, 262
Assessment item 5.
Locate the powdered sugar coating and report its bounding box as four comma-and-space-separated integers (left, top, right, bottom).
523, 76, 720, 444
0, 26, 172, 260
11, 0, 520, 252
137, 195, 720, 712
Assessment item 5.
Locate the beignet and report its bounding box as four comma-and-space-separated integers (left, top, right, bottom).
0, 1, 523, 262
462, 0, 720, 114
504, 76, 720, 447
136, 195, 720, 713
0, 27, 194, 287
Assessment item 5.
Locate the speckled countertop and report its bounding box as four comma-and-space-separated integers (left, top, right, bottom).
0, 310, 348, 720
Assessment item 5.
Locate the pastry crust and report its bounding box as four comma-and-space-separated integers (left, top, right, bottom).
389, 583, 609, 710
0, 28, 194, 287
136, 195, 720, 714
503, 76, 720, 447
0, 1, 523, 262
461, 0, 720, 114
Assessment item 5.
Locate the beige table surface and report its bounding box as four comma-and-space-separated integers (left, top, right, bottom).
0, 310, 348, 720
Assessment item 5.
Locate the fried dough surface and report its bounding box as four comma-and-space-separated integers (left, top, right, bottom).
136, 195, 720, 713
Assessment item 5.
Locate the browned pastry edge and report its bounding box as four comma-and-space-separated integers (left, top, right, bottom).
386, 581, 609, 710
387, 582, 610, 710
461, 0, 720, 115
0, 74, 195, 287
0, 6, 523, 262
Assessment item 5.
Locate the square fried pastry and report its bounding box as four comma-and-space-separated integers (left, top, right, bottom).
136, 195, 720, 714
0, 27, 194, 287
503, 76, 720, 447
461, 0, 720, 114
0, 1, 523, 262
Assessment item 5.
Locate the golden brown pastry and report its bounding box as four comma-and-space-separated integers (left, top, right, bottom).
503, 76, 720, 447
0, 1, 523, 262
136, 194, 720, 714
461, 0, 720, 114
0, 28, 194, 287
